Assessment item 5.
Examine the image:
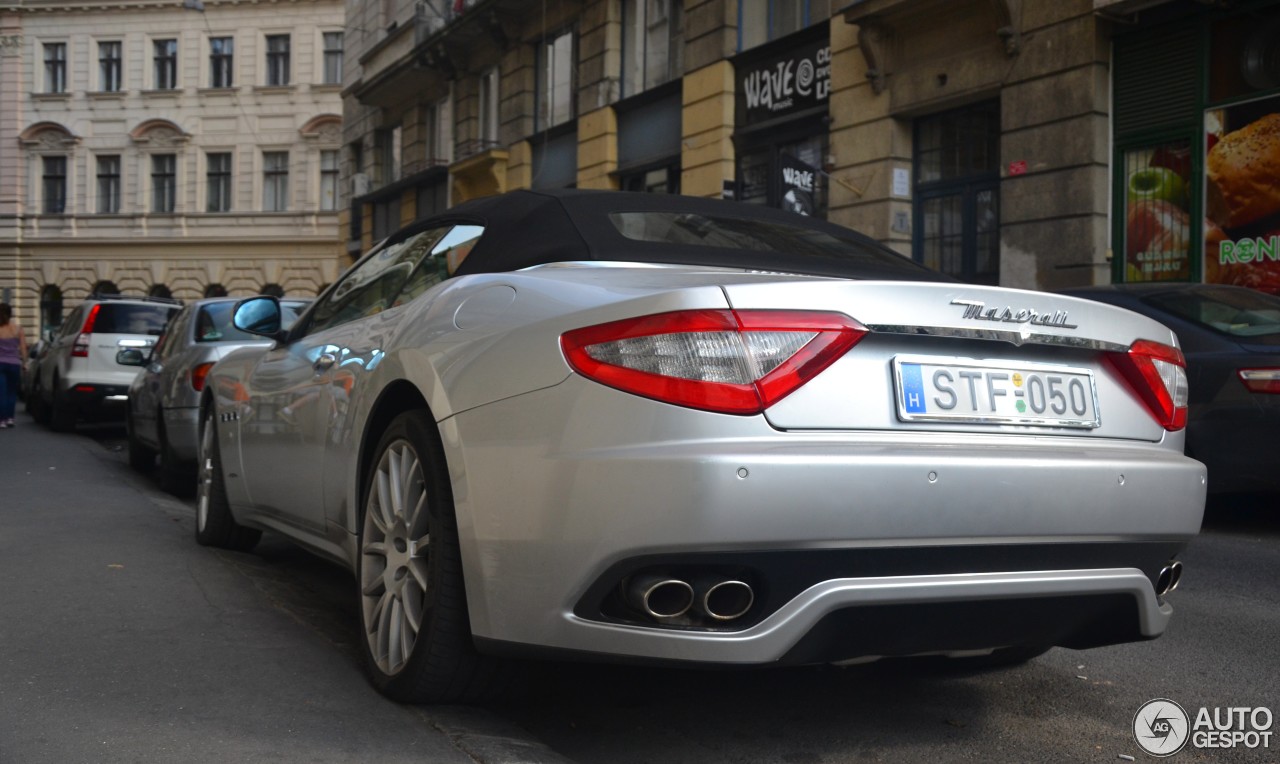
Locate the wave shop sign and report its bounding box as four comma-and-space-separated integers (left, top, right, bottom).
736, 36, 832, 127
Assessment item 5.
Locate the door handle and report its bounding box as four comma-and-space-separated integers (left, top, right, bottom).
313, 353, 337, 373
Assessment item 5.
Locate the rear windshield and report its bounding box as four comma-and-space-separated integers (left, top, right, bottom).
1145, 288, 1280, 342
195, 300, 309, 343
94, 304, 178, 335
608, 211, 931, 277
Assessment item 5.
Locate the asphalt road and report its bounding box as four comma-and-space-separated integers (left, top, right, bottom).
2, 413, 1276, 763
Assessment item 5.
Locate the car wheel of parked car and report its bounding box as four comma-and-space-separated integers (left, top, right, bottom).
126, 411, 157, 473
357, 410, 505, 703
158, 420, 195, 497
27, 382, 49, 424
195, 407, 261, 552
50, 382, 76, 432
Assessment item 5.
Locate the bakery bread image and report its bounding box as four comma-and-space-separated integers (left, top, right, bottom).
1207, 113, 1280, 229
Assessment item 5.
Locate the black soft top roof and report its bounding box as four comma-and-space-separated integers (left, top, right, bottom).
416, 189, 946, 282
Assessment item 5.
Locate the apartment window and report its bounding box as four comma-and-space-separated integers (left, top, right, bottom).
320, 150, 339, 211
913, 101, 1001, 285
210, 37, 234, 88
429, 95, 452, 164
323, 32, 343, 85
739, 0, 809, 50
207, 152, 232, 212
265, 34, 291, 86
478, 68, 499, 145
537, 31, 575, 131
42, 156, 67, 214
97, 155, 121, 213
263, 151, 289, 211
622, 0, 683, 96
152, 154, 177, 213
44, 42, 67, 93
99, 41, 122, 92
154, 39, 178, 89
376, 127, 401, 185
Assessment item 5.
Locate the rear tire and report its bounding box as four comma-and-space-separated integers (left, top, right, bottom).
158, 421, 195, 497
195, 406, 260, 552
356, 410, 507, 703
126, 408, 157, 473
28, 382, 50, 424
50, 383, 75, 432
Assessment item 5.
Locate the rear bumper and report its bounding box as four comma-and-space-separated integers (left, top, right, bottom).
446, 378, 1207, 665
63, 383, 130, 417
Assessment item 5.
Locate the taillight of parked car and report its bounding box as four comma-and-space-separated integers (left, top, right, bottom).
189, 362, 215, 393
72, 304, 101, 358
561, 309, 867, 415
1238, 368, 1280, 394
1106, 339, 1189, 431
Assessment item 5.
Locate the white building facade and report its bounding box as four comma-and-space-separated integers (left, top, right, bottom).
0, 0, 345, 335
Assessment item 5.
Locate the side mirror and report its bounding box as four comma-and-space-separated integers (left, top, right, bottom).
116, 348, 148, 367
233, 296, 285, 340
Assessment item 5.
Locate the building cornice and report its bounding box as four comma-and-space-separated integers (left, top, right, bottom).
0, 0, 331, 13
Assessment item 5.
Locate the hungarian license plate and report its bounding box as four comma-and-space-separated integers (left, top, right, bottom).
893, 356, 1100, 428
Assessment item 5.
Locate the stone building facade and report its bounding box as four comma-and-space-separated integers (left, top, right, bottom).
341, 0, 1129, 292
0, 0, 346, 335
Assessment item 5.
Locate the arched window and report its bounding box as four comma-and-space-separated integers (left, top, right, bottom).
260, 283, 285, 298
39, 284, 64, 338
148, 284, 173, 299
91, 280, 120, 296
204, 283, 228, 297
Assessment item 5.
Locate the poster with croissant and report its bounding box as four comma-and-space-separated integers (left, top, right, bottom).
1204, 97, 1280, 295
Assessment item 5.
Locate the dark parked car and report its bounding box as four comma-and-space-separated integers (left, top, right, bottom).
1062, 283, 1280, 495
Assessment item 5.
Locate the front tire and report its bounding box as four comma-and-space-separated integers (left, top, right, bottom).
357, 410, 505, 703
195, 406, 260, 552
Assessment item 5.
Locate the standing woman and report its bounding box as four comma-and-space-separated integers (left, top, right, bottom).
0, 302, 28, 428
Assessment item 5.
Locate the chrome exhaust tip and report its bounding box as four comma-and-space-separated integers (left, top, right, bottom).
629, 576, 695, 619
702, 580, 755, 621
1156, 560, 1184, 596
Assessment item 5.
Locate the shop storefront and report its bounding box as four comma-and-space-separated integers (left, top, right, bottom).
1112, 1, 1280, 293
731, 27, 832, 218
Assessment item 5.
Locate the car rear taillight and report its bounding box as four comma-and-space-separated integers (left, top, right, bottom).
561, 309, 867, 415
1106, 339, 1189, 431
190, 362, 215, 393
1238, 368, 1280, 394
72, 304, 101, 358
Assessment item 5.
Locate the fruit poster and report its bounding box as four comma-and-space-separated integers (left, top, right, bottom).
1123, 140, 1194, 282
1204, 95, 1280, 294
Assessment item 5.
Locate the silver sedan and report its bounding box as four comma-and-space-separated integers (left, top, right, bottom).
198, 190, 1205, 703
123, 297, 310, 485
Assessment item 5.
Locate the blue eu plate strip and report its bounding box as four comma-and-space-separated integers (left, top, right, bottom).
900, 362, 926, 414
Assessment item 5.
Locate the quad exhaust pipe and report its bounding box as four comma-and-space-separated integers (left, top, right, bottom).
627, 574, 755, 622
1155, 560, 1184, 596
629, 576, 695, 619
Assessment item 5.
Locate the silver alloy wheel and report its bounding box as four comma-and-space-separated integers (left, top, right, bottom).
196, 415, 214, 532
360, 438, 431, 676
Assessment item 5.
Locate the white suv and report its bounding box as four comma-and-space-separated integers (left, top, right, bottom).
30, 295, 180, 431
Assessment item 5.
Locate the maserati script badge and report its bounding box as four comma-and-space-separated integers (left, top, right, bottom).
951, 298, 1078, 329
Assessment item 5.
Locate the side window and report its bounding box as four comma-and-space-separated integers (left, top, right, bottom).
396, 224, 485, 304
155, 308, 188, 359
59, 307, 84, 338
306, 225, 455, 334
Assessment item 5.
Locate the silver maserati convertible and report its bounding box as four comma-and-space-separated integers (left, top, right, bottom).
199, 190, 1205, 703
